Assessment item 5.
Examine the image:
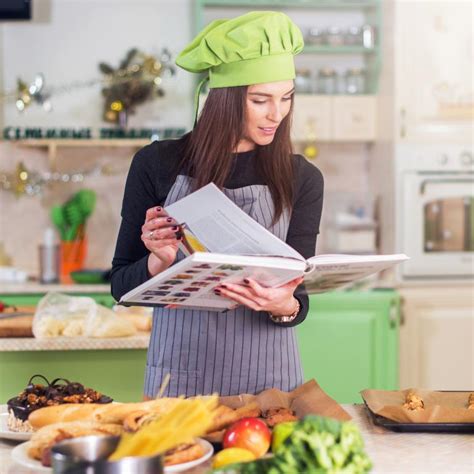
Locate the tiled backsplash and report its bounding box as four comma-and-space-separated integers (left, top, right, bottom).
0, 141, 372, 275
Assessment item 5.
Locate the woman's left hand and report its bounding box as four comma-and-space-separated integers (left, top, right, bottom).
215, 276, 304, 316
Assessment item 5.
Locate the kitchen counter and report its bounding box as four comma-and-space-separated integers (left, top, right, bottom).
0, 282, 110, 294
0, 404, 472, 473
0, 334, 150, 352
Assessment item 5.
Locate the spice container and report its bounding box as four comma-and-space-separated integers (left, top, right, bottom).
317, 68, 338, 95
306, 27, 326, 45
345, 26, 362, 45
295, 69, 313, 93
343, 68, 366, 94
325, 26, 345, 46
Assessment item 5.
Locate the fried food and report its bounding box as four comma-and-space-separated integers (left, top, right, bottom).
28, 421, 123, 466
196, 402, 261, 435
235, 402, 262, 420
262, 407, 298, 427
206, 405, 237, 433
468, 393, 474, 410
164, 442, 205, 466
403, 391, 424, 411
122, 410, 159, 432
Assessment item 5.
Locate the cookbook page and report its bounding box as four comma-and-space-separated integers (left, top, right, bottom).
120, 253, 304, 309
303, 254, 409, 293
165, 183, 303, 260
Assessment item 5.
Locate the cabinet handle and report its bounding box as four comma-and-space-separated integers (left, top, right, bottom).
389, 302, 399, 329
398, 296, 406, 326
400, 108, 406, 138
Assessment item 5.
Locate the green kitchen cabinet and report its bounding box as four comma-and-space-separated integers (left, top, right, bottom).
297, 290, 400, 404
0, 291, 147, 402
0, 292, 116, 309
0, 349, 147, 403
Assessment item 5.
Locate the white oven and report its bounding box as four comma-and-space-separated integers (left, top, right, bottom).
396, 145, 474, 279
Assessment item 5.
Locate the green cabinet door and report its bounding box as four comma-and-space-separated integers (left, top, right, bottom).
0, 292, 116, 308
0, 291, 148, 402
297, 290, 400, 404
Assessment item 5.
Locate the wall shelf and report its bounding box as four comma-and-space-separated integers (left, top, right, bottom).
14, 139, 152, 148
303, 45, 378, 54
9, 139, 152, 168
200, 1, 379, 9
195, 0, 383, 94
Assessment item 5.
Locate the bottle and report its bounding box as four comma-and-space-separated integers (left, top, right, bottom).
362, 24, 375, 49
39, 228, 60, 284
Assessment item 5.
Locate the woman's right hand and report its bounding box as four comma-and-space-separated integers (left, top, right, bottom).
141, 206, 181, 276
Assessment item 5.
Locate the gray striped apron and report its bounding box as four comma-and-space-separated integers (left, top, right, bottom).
144, 174, 304, 397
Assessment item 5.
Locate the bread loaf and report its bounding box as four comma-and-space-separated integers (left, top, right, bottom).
28, 398, 181, 429
28, 404, 100, 429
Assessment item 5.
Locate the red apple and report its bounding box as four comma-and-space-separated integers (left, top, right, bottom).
223, 417, 271, 458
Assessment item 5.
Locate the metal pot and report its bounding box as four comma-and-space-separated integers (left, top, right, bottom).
51, 435, 164, 474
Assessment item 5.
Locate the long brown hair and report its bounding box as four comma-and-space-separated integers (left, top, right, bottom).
180, 86, 295, 224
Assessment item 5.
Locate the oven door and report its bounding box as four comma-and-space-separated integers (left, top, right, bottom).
401, 172, 474, 278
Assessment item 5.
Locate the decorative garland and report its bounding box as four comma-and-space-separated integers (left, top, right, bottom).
2, 126, 186, 140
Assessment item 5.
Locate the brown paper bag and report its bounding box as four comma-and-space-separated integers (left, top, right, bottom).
361, 388, 474, 423
206, 379, 351, 442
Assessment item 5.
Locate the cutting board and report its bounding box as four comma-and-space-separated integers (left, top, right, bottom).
0, 306, 35, 337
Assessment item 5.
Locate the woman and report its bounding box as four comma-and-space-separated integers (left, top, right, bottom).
111, 11, 324, 398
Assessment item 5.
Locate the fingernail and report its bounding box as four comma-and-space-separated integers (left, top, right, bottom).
166, 217, 172, 222
243, 278, 250, 284
156, 206, 162, 212
214, 289, 221, 295
175, 231, 183, 239
220, 284, 227, 289
172, 226, 178, 231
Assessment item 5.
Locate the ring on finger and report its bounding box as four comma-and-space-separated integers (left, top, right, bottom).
148, 230, 154, 240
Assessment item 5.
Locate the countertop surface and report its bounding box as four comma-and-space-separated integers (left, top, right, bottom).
0, 334, 150, 351
1, 280, 473, 295
0, 283, 111, 294
0, 404, 473, 473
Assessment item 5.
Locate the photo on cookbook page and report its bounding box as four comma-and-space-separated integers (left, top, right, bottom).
121, 255, 303, 310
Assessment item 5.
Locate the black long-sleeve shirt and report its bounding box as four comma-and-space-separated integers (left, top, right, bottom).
111, 136, 324, 327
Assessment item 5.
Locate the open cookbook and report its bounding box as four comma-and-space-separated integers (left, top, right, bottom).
119, 183, 408, 311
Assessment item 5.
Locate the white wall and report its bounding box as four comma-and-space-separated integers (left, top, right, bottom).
0, 0, 196, 274
2, 0, 194, 129
0, 0, 373, 275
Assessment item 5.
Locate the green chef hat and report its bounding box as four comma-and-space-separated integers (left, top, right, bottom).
176, 11, 304, 88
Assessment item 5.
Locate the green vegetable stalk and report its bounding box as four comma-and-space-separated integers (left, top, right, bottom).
215, 415, 372, 474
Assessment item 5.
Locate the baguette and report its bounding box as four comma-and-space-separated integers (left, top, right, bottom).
29, 399, 181, 429
28, 404, 99, 429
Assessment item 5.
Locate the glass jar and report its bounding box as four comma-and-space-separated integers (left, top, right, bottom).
317, 68, 338, 95
306, 27, 326, 45
343, 68, 366, 94
344, 26, 362, 46
295, 69, 313, 93
325, 26, 344, 46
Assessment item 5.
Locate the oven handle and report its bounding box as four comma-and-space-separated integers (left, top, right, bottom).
420, 178, 473, 194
